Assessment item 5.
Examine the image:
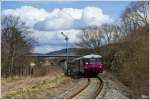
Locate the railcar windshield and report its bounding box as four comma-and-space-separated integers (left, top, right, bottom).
90, 58, 96, 64
84, 58, 102, 64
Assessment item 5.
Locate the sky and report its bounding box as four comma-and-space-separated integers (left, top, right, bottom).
1, 1, 131, 53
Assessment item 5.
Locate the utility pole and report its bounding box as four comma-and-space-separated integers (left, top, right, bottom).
61, 32, 69, 75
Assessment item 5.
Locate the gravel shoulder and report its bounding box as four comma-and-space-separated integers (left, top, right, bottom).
97, 70, 131, 99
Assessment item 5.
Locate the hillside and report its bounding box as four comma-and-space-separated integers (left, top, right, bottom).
107, 25, 149, 98
46, 48, 78, 56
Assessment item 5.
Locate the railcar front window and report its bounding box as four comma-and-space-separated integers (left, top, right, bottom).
90, 59, 96, 64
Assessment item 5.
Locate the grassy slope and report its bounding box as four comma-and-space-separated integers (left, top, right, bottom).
2, 74, 64, 99
1, 65, 70, 99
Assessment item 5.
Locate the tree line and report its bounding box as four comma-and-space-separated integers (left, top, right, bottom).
1, 15, 35, 78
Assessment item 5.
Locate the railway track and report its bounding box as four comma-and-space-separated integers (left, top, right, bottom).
66, 76, 103, 99
92, 76, 104, 98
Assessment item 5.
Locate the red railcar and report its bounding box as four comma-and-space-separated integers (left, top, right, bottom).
70, 54, 103, 76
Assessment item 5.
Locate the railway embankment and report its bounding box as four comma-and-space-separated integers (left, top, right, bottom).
105, 25, 149, 98
97, 70, 130, 99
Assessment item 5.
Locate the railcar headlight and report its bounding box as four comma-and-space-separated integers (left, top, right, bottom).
99, 65, 102, 68
85, 62, 88, 64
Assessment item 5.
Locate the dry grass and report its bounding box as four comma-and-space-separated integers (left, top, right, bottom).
1, 65, 71, 99
2, 73, 65, 99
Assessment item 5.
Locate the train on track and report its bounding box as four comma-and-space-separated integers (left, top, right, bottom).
66, 54, 103, 76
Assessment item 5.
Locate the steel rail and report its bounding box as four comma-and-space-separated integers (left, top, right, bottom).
66, 76, 103, 99
92, 76, 104, 98
66, 78, 90, 99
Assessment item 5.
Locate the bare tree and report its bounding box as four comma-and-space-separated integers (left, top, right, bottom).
112, 25, 123, 43
121, 1, 149, 35
76, 24, 122, 49
101, 24, 114, 44
76, 26, 104, 49
101, 24, 118, 45
1, 15, 34, 78
131, 1, 149, 25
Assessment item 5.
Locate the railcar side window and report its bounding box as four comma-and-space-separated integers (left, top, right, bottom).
97, 59, 101, 64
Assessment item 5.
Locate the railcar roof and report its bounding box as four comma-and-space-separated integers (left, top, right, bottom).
73, 54, 102, 61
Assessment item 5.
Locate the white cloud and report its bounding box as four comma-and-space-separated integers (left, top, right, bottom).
33, 7, 113, 31
61, 8, 82, 20
2, 6, 113, 53
2, 6, 49, 27
29, 29, 81, 45
81, 7, 113, 26
2, 6, 113, 30
35, 12, 74, 31
57, 29, 81, 43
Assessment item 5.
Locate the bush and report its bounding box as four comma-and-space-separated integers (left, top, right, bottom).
110, 25, 149, 98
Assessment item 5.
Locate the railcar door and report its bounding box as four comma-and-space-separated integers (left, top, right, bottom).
79, 59, 84, 74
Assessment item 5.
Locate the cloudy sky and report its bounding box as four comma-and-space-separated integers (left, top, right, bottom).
2, 1, 131, 53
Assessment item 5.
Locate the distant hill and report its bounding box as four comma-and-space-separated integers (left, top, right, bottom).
46, 48, 79, 56
32, 53, 45, 55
